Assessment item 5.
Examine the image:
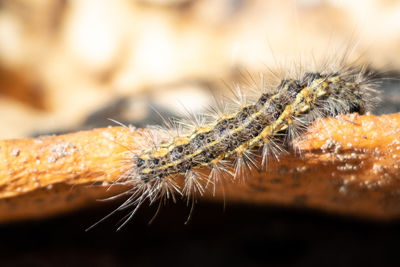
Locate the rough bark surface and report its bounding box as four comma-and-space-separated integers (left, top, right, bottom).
1, 113, 400, 223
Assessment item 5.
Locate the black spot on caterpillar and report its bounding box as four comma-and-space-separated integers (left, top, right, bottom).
87, 62, 380, 231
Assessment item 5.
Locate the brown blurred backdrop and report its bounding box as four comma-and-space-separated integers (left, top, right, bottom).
0, 0, 399, 139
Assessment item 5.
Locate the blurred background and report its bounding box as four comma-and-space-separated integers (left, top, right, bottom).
1, 0, 400, 266
0, 0, 399, 139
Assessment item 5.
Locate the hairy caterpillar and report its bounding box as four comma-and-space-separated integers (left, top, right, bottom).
88, 56, 380, 230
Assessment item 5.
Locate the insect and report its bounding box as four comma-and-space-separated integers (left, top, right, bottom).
87, 54, 380, 231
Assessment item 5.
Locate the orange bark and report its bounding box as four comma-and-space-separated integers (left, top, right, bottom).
1, 113, 400, 223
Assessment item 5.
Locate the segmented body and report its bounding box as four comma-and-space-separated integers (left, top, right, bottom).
86, 65, 379, 231
133, 71, 373, 184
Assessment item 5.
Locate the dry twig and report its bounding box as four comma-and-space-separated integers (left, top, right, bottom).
1, 113, 400, 223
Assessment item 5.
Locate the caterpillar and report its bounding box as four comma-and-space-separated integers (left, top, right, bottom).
88, 58, 380, 230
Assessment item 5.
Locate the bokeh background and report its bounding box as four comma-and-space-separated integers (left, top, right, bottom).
1, 0, 400, 266
0, 0, 400, 139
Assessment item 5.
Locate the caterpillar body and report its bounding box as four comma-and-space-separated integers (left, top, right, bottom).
90, 62, 380, 230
